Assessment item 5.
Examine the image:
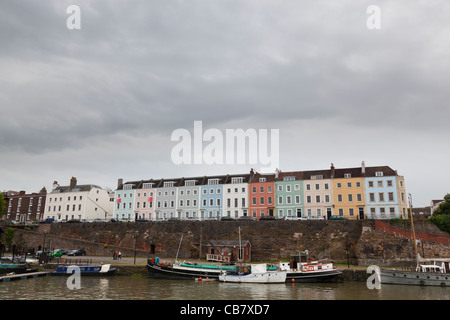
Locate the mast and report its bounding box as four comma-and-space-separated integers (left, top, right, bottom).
409, 194, 419, 268
175, 234, 183, 262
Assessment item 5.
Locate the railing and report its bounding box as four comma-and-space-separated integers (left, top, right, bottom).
206, 254, 230, 263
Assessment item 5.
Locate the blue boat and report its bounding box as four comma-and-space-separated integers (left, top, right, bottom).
52, 264, 116, 276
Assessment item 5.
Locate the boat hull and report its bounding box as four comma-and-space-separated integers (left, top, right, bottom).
380, 269, 450, 286
286, 269, 343, 283
52, 265, 116, 276
147, 262, 224, 280
219, 272, 286, 283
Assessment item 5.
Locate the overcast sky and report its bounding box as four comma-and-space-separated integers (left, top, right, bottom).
1, 0, 449, 206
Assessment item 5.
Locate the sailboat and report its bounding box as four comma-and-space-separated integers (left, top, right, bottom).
379, 194, 450, 286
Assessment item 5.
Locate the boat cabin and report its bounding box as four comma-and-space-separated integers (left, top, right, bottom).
206, 240, 251, 263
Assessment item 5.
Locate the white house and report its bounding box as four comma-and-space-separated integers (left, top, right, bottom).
43, 177, 114, 221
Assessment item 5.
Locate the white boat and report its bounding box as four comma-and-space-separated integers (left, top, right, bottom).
219, 264, 286, 284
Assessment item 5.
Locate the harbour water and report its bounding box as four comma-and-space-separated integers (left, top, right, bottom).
1, 275, 448, 300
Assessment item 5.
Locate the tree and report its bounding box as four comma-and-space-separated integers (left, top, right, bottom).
433, 194, 450, 216
427, 194, 450, 233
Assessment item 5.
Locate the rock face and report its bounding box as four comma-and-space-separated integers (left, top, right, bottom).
8, 220, 450, 266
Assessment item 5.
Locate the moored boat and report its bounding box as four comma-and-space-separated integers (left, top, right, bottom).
380, 259, 450, 286
52, 264, 116, 276
219, 264, 286, 284
280, 254, 342, 283
147, 257, 235, 280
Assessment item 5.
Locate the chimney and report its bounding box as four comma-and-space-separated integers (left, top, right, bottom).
117, 178, 123, 189
275, 168, 280, 179
39, 187, 47, 194
53, 181, 59, 191
70, 177, 77, 189
361, 161, 366, 176
330, 163, 335, 178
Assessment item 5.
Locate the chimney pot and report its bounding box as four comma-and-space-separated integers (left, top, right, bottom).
70, 177, 77, 189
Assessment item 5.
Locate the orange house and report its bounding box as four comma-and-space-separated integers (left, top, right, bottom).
248, 171, 276, 220
333, 167, 366, 220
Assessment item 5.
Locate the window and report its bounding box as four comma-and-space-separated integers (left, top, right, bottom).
283, 176, 296, 181
295, 195, 300, 204
286, 185, 291, 192
231, 177, 243, 184
375, 171, 383, 177
252, 187, 256, 194
316, 195, 321, 203
306, 184, 311, 191
356, 182, 361, 188
259, 178, 266, 182
252, 198, 256, 205
357, 194, 362, 202
387, 180, 393, 187
388, 192, 394, 201
337, 194, 343, 202
227, 198, 231, 208
377, 181, 383, 187
307, 196, 312, 203
260, 197, 264, 205
348, 194, 353, 202
315, 184, 320, 190
143, 183, 154, 189
267, 197, 272, 205
347, 182, 352, 188
368, 181, 374, 187
349, 208, 354, 216
123, 184, 133, 190
325, 195, 330, 203
379, 193, 385, 202
208, 179, 219, 185
286, 196, 292, 204
344, 173, 351, 178
267, 186, 272, 193
369, 193, 375, 202
278, 196, 283, 204
389, 207, 396, 217
324, 183, 329, 190
338, 209, 344, 216
294, 184, 300, 190
278, 185, 283, 191
260, 186, 264, 193
337, 183, 342, 188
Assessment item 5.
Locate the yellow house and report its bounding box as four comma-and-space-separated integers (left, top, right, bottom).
332, 167, 366, 220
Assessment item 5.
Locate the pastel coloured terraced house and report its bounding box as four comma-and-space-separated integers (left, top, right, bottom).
200, 176, 224, 220
302, 168, 334, 219
364, 165, 407, 219
222, 174, 250, 219
248, 170, 276, 219
333, 165, 366, 220
275, 171, 304, 219
177, 177, 202, 220
134, 180, 157, 221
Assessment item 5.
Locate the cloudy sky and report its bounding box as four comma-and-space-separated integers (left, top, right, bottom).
1, 0, 449, 206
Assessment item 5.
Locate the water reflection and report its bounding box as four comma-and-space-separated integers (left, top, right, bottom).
1, 276, 449, 300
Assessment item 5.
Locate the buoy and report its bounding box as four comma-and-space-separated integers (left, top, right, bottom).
291, 278, 295, 283
198, 277, 202, 281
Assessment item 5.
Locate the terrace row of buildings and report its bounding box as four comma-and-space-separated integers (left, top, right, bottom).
1, 162, 412, 223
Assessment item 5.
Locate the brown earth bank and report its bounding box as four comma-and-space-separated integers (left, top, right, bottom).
3, 219, 449, 268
